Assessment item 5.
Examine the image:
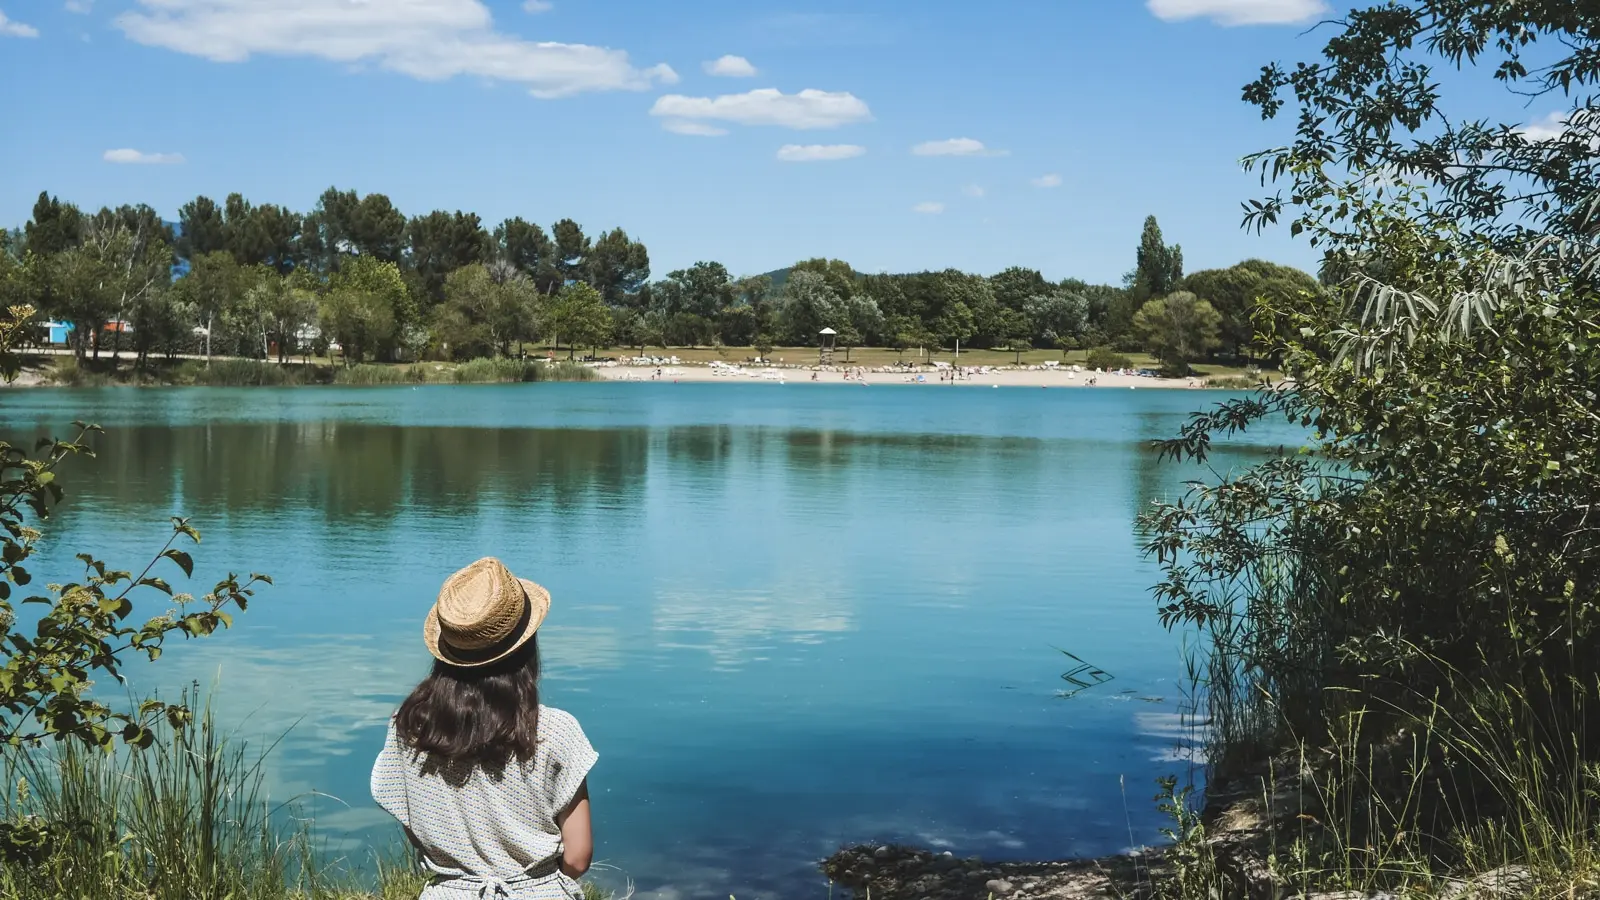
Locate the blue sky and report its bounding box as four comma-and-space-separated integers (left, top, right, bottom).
0, 0, 1566, 283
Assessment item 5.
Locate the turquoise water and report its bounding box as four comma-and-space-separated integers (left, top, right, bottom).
0, 384, 1292, 899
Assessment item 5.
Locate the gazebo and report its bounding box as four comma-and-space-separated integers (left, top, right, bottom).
818, 327, 837, 365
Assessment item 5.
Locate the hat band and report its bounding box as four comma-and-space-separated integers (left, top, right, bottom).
437, 594, 533, 665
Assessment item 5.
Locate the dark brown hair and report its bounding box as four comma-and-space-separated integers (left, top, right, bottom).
395, 635, 541, 775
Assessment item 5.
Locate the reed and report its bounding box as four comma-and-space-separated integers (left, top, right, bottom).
41, 357, 114, 387
0, 691, 610, 900
181, 359, 316, 386
332, 364, 428, 385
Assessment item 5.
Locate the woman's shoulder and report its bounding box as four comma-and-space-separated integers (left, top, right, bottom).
538, 704, 585, 735
538, 705, 596, 756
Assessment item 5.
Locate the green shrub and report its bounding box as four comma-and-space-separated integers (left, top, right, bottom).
1205, 374, 1258, 390
450, 357, 532, 383
182, 359, 312, 387
333, 364, 427, 385
42, 357, 113, 387
1084, 347, 1133, 371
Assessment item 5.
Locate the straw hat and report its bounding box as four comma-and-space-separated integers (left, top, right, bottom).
423, 558, 551, 667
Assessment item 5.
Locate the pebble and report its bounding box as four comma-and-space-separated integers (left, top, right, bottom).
874, 846, 891, 860
985, 879, 1015, 895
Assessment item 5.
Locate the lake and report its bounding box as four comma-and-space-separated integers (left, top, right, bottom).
0, 383, 1292, 900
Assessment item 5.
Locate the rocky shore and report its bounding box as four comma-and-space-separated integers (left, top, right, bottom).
820, 763, 1533, 900
822, 844, 1159, 900
821, 767, 1295, 900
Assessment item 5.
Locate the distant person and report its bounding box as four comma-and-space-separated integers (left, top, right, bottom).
372, 559, 596, 900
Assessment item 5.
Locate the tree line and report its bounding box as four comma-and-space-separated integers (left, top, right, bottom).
0, 187, 1318, 371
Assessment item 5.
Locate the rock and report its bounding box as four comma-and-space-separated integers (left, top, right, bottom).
985, 879, 1015, 895
1021, 882, 1038, 892
874, 845, 892, 860
1444, 865, 1533, 899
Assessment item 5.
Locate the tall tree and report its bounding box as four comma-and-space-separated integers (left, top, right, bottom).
223, 194, 302, 272
494, 218, 559, 294
89, 207, 174, 363
659, 262, 736, 320
1130, 215, 1183, 302
437, 262, 537, 359
174, 251, 243, 363
1132, 290, 1220, 373
1024, 292, 1090, 347
24, 192, 83, 256
551, 219, 590, 287
790, 258, 856, 301
990, 266, 1051, 311
934, 301, 976, 356
258, 268, 322, 363
1183, 260, 1320, 360
539, 282, 610, 359
775, 270, 843, 344
307, 188, 406, 265
321, 256, 407, 365
585, 228, 650, 305
408, 210, 490, 304
351, 193, 408, 263
177, 195, 228, 261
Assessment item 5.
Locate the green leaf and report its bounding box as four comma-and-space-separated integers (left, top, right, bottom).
161, 549, 194, 577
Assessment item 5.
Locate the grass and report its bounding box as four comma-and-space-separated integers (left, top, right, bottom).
333, 359, 598, 385
0, 695, 619, 900
1149, 606, 1600, 900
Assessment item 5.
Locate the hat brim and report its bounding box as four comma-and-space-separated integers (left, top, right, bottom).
422, 578, 550, 668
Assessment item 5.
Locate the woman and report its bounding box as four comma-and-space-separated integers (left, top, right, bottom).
372, 558, 597, 899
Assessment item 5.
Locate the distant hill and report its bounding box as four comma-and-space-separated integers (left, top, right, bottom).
759, 267, 790, 292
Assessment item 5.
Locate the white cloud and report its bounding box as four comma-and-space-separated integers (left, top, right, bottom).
65, 0, 93, 12
912, 137, 1006, 157
912, 202, 945, 215
1518, 111, 1572, 142
1146, 0, 1327, 26
704, 55, 757, 77
777, 144, 866, 162
1514, 109, 1600, 150
651, 88, 872, 131
104, 148, 186, 164
521, 0, 552, 11
0, 11, 39, 37
662, 120, 728, 137
1032, 173, 1063, 188
963, 184, 985, 198
114, 0, 676, 99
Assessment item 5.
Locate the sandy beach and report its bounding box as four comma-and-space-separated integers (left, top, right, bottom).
594, 362, 1231, 390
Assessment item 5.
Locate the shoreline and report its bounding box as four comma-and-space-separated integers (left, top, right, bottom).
595, 364, 1258, 390
820, 768, 1292, 900
2, 355, 1275, 392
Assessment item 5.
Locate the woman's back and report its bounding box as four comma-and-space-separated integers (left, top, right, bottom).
372, 704, 595, 882
371, 558, 596, 899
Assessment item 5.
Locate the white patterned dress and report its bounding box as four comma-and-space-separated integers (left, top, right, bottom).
371, 705, 599, 899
